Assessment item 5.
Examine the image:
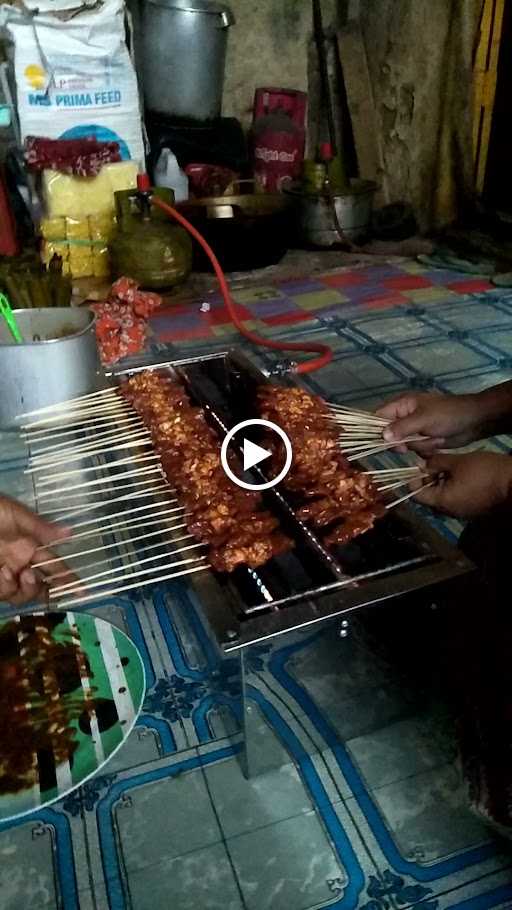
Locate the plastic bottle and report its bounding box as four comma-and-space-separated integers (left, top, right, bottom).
154, 149, 189, 202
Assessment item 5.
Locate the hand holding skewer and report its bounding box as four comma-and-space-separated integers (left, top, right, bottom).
0, 495, 73, 607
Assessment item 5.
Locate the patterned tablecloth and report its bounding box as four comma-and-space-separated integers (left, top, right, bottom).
1, 258, 512, 910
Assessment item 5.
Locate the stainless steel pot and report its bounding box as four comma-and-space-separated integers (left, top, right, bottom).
0, 309, 101, 429
140, 0, 235, 121
286, 179, 379, 246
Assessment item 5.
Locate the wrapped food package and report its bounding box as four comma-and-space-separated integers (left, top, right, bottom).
40, 217, 66, 242
43, 161, 138, 219
68, 247, 94, 279
93, 248, 110, 278
40, 213, 115, 279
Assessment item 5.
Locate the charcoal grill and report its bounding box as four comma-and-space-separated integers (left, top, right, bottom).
19, 349, 474, 653
111, 350, 474, 652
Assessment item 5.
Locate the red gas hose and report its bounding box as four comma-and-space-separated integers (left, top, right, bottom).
150, 193, 333, 374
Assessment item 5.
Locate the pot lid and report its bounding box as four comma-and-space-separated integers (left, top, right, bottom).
145, 0, 235, 20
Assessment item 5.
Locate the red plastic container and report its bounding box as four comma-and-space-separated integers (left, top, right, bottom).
251, 88, 307, 193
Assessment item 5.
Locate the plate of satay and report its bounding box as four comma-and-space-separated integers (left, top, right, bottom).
0, 610, 145, 823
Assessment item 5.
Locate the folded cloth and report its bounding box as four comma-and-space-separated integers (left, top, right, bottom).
25, 136, 121, 177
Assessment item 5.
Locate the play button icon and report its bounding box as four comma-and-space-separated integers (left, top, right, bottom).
243, 439, 272, 472
221, 419, 293, 491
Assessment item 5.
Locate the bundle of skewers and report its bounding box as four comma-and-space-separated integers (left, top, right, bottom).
17, 371, 436, 608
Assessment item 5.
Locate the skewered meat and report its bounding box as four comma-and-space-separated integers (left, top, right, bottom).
120, 371, 293, 572
257, 384, 383, 545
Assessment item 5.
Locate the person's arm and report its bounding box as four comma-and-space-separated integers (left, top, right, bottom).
376, 381, 512, 455
0, 495, 72, 607
415, 452, 512, 519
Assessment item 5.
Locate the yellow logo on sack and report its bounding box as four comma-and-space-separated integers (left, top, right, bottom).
24, 64, 46, 89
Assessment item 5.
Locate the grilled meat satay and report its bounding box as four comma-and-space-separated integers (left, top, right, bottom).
120, 374, 293, 572
324, 506, 386, 547
257, 384, 383, 546
210, 532, 292, 574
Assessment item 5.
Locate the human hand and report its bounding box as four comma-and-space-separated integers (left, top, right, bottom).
0, 496, 71, 607
376, 392, 485, 455
414, 452, 512, 519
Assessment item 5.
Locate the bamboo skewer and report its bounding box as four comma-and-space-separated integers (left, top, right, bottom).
18, 387, 119, 419
23, 411, 141, 441
26, 438, 154, 473
344, 437, 427, 461
40, 484, 171, 520
378, 475, 429, 493
20, 400, 132, 430
64, 500, 185, 533
35, 466, 165, 498
28, 419, 146, 455
40, 514, 190, 550
28, 434, 152, 468
24, 414, 145, 445
32, 454, 161, 484
34, 530, 194, 570
53, 564, 209, 608
50, 544, 208, 594
39, 476, 170, 505
45, 532, 197, 579
50, 553, 208, 599
385, 479, 437, 510
363, 467, 422, 476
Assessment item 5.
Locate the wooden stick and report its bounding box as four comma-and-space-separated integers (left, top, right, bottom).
28, 419, 146, 455
28, 435, 153, 470
29, 429, 152, 464
34, 530, 194, 569
363, 465, 422, 477
344, 436, 427, 461
50, 543, 207, 593
40, 485, 171, 519
35, 466, 164, 498
18, 387, 118, 418
46, 533, 197, 579
40, 513, 190, 549
66, 500, 185, 533
39, 476, 169, 505
27, 440, 154, 474
20, 400, 131, 429
32, 454, 160, 484
53, 564, 209, 608
23, 411, 140, 441
50, 552, 207, 597
378, 475, 429, 493
385, 479, 437, 510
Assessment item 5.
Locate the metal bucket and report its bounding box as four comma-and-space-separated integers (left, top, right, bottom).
140, 0, 235, 121
287, 179, 378, 246
0, 309, 100, 429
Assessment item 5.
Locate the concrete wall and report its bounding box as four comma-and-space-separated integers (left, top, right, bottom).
223, 0, 339, 125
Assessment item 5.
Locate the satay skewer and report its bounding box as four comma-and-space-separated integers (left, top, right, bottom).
18, 387, 119, 418
49, 544, 208, 593
40, 515, 190, 550
26, 438, 154, 472
40, 484, 171, 520
32, 454, 161, 483
46, 533, 197, 580
36, 466, 165, 498
34, 530, 194, 570
53, 564, 209, 609
28, 418, 146, 454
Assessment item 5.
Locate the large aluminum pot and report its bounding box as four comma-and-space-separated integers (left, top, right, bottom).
140, 0, 235, 121
286, 179, 379, 246
0, 309, 100, 429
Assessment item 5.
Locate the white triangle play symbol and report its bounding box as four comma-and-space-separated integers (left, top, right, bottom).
243, 438, 272, 472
